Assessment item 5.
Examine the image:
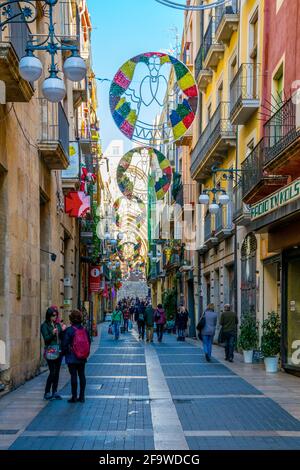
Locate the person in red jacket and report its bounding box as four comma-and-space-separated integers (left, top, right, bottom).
154, 304, 167, 343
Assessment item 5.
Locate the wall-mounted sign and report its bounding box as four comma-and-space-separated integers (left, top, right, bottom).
62, 142, 80, 179
89, 266, 101, 293
65, 191, 91, 218
251, 179, 300, 221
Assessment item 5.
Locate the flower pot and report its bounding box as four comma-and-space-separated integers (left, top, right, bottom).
264, 356, 279, 373
243, 350, 254, 364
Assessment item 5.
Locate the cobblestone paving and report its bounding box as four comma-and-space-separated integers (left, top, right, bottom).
5, 325, 300, 450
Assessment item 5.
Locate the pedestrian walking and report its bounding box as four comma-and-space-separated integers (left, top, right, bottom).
62, 310, 91, 403
154, 304, 167, 343
111, 305, 122, 340
220, 304, 238, 362
144, 302, 155, 343
123, 307, 130, 332
199, 303, 218, 362
41, 307, 64, 401
176, 306, 189, 341
137, 301, 146, 340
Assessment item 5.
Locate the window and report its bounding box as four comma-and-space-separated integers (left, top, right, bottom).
249, 10, 258, 60
112, 146, 119, 156
217, 82, 223, 107
273, 63, 284, 106
246, 138, 255, 157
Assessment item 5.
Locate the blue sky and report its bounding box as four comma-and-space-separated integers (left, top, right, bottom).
88, 0, 184, 153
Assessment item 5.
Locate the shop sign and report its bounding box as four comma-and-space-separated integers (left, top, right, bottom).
89, 266, 101, 292
251, 179, 300, 220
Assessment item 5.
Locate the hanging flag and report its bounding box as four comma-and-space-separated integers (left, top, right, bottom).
65, 191, 91, 218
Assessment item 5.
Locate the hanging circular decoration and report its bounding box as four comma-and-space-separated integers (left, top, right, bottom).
109, 52, 198, 145
117, 147, 172, 202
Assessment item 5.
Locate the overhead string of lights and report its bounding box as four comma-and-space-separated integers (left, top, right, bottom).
154, 0, 231, 11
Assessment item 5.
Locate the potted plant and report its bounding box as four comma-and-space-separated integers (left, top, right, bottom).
238, 313, 259, 363
261, 311, 281, 373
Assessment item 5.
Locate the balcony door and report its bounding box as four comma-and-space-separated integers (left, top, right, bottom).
249, 10, 259, 99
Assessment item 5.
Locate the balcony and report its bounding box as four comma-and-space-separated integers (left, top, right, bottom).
175, 127, 193, 146
241, 138, 288, 204
38, 99, 70, 170
204, 213, 218, 248
202, 17, 225, 70
230, 63, 260, 125
215, 204, 234, 241
215, 0, 239, 44
264, 98, 300, 176
191, 102, 236, 180
232, 184, 250, 226
73, 78, 88, 108
0, 9, 34, 102
194, 46, 213, 92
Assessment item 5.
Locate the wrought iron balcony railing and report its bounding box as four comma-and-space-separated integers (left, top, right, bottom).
204, 212, 215, 243
233, 183, 250, 222
230, 63, 260, 116
215, 203, 234, 234
0, 3, 32, 60
194, 45, 204, 80
264, 98, 300, 166
241, 139, 265, 199
40, 99, 69, 154
191, 102, 236, 174
215, 0, 239, 33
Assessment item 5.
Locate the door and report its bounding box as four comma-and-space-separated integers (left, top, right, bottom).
283, 253, 300, 371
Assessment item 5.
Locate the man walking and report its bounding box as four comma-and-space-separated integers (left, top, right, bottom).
220, 304, 238, 362
144, 302, 155, 343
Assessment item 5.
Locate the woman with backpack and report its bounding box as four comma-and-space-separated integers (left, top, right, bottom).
154, 304, 167, 343
62, 310, 91, 403
41, 306, 65, 401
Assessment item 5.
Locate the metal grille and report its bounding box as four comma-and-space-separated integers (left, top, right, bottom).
39, 99, 69, 157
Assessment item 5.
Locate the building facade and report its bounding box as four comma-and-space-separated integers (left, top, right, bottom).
0, 0, 101, 389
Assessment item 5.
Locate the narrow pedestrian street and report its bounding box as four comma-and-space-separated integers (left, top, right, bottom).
1, 323, 300, 451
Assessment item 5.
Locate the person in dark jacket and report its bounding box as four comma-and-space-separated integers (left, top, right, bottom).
137, 301, 146, 340
176, 306, 189, 341
201, 303, 218, 362
220, 304, 238, 362
62, 310, 90, 403
41, 307, 64, 401
154, 304, 167, 343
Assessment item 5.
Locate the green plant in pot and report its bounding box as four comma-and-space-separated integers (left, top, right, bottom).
238, 313, 259, 364
261, 311, 281, 373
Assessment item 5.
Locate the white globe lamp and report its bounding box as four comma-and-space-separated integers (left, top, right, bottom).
19, 55, 43, 82
42, 77, 66, 102
209, 203, 220, 215
63, 55, 87, 82
219, 194, 230, 206
199, 194, 210, 205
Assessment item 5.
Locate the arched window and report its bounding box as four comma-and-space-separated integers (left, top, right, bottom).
241, 233, 257, 317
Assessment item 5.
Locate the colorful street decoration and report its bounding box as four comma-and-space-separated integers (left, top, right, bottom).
80, 167, 96, 193
110, 52, 198, 145
65, 191, 91, 218
117, 147, 172, 202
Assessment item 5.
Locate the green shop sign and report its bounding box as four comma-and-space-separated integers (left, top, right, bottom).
251, 179, 300, 220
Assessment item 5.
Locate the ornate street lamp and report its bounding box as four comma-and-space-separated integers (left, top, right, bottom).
0, 0, 87, 102
198, 166, 241, 214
